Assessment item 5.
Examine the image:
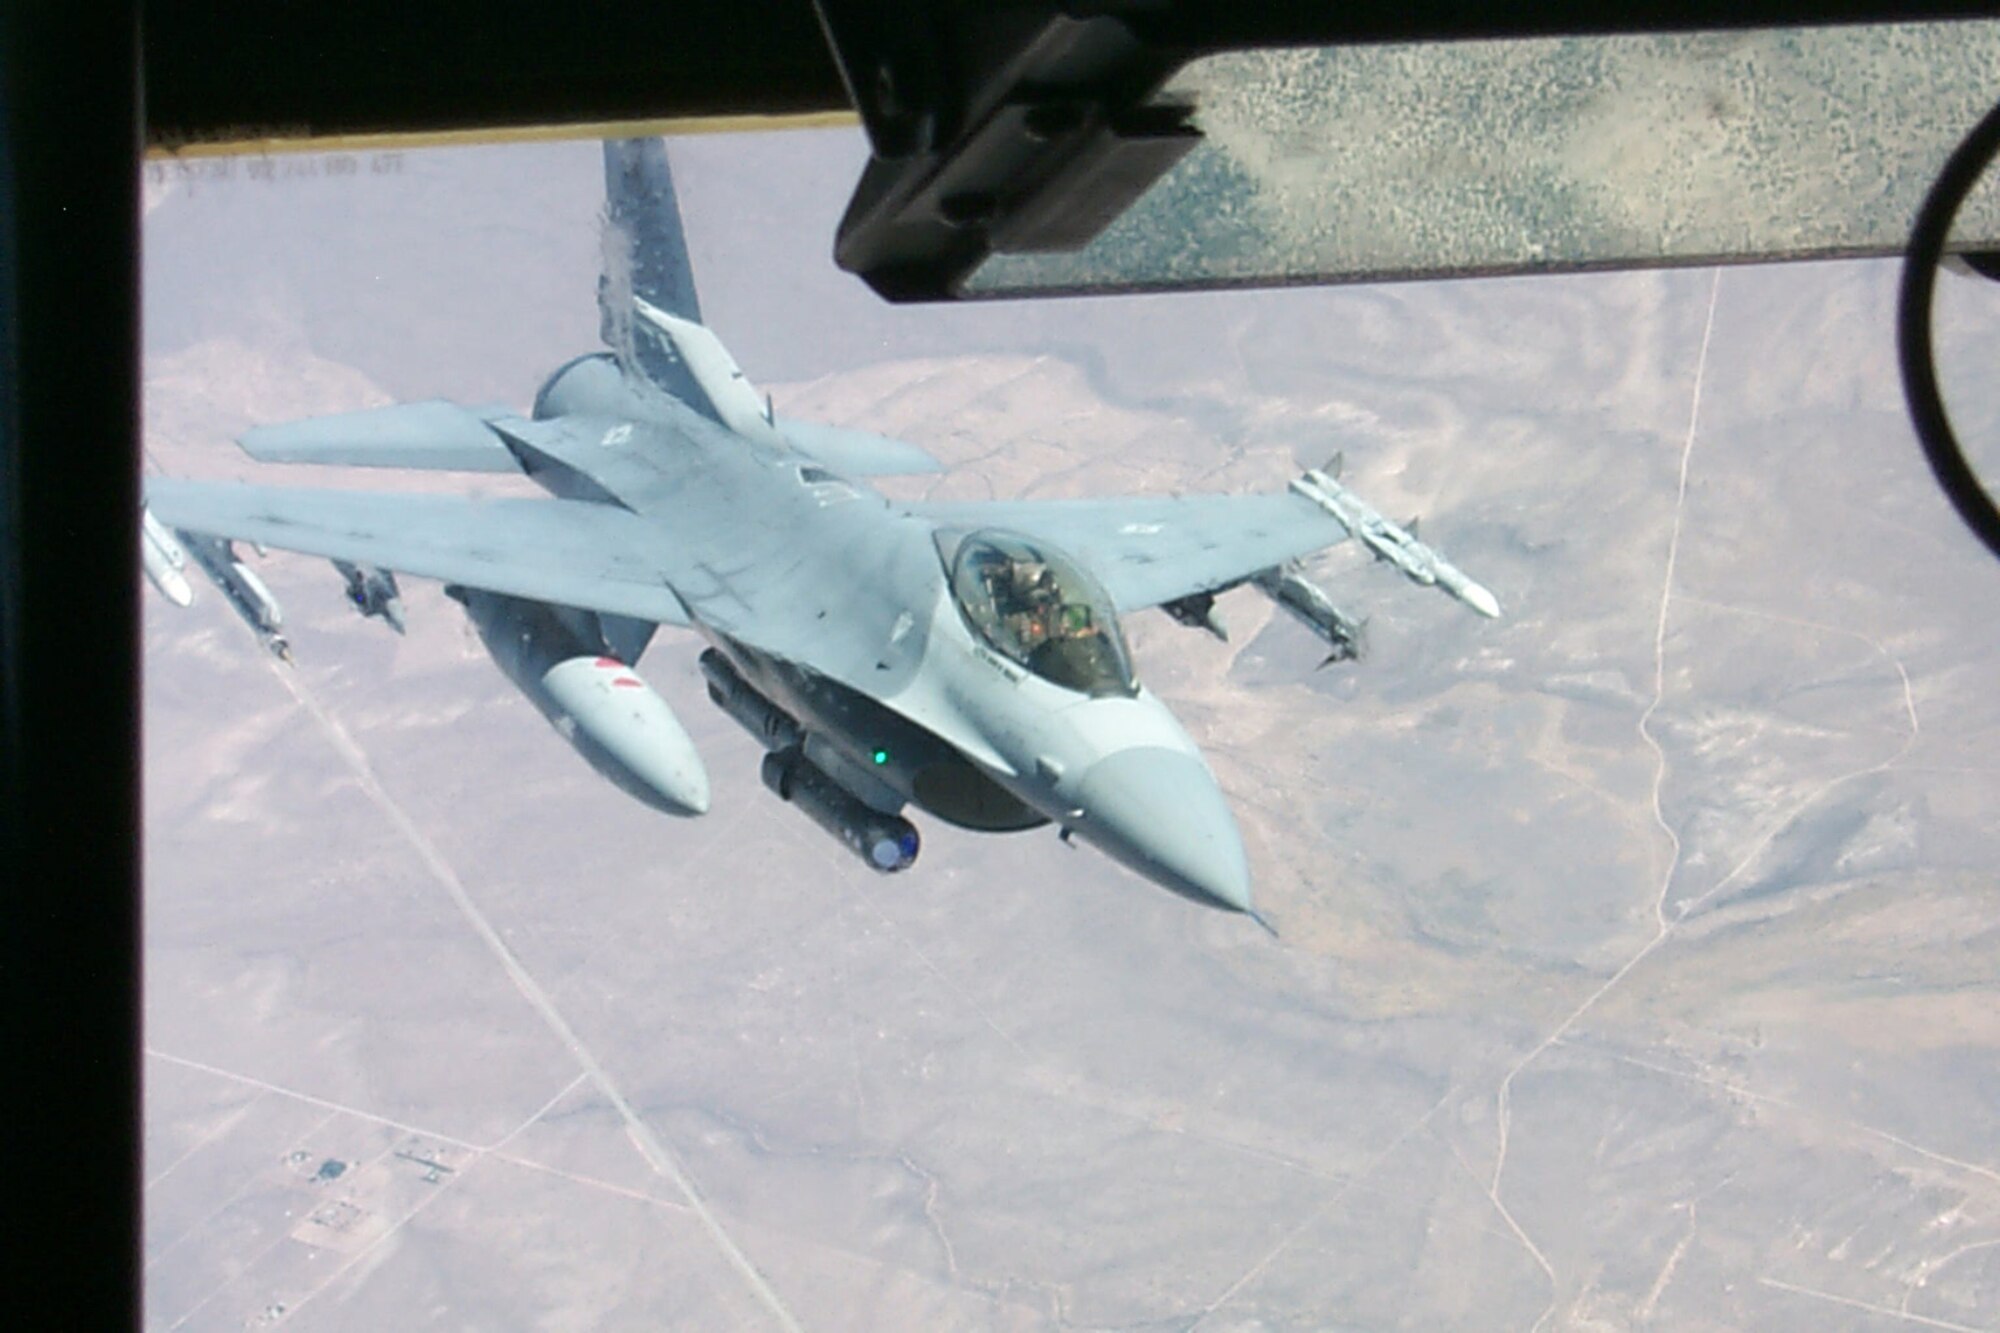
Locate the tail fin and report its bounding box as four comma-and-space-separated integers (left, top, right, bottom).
602, 138, 702, 324
599, 138, 717, 414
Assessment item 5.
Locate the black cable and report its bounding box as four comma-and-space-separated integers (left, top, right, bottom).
1898, 91, 2000, 564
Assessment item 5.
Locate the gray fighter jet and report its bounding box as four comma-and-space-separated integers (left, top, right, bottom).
146, 138, 1500, 924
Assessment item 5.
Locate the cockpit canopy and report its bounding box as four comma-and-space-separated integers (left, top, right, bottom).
946, 530, 1136, 697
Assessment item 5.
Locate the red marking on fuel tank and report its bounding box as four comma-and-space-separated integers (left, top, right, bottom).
612, 677, 643, 688
595, 656, 623, 668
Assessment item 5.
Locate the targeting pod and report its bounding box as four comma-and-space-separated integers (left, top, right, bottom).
761, 746, 919, 873
699, 648, 802, 751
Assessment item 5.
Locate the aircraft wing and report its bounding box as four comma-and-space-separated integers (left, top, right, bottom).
146, 479, 692, 626
907, 492, 1350, 612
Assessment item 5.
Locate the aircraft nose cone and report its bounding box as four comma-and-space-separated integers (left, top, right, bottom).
1073, 747, 1252, 913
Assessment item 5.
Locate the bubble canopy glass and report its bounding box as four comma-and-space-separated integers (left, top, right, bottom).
946, 530, 1136, 698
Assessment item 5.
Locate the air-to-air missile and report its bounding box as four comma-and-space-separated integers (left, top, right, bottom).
1290, 454, 1503, 619
449, 586, 709, 817
1253, 565, 1368, 664
332, 559, 407, 634
139, 506, 194, 607
180, 530, 292, 661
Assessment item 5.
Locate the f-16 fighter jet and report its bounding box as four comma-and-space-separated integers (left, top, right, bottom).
147, 138, 1499, 926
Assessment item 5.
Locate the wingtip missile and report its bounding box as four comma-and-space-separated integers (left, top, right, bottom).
1290, 468, 1501, 620
142, 542, 196, 607
1434, 562, 1502, 618
140, 507, 195, 607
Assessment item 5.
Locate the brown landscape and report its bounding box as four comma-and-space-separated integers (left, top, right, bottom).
143, 131, 2000, 1331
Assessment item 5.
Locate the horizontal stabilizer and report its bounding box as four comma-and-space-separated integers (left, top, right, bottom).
776, 418, 945, 476
147, 479, 691, 627
238, 401, 526, 473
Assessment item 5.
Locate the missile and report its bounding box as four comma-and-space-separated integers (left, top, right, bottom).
454, 588, 709, 816
1433, 562, 1502, 619
1290, 467, 1502, 618
1252, 566, 1366, 664
332, 559, 406, 634
180, 530, 292, 660
761, 746, 920, 873
139, 506, 194, 607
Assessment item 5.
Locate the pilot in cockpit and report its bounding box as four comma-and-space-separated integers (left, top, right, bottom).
991, 561, 1048, 647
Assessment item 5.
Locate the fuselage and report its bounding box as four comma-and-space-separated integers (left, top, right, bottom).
525, 352, 1254, 913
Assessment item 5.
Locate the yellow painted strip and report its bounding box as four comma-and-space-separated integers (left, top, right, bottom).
146, 109, 859, 159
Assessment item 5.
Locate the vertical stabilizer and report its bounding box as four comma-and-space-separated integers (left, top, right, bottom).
603, 138, 702, 323
599, 138, 720, 417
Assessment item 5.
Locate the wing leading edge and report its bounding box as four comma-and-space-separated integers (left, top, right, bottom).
908, 463, 1501, 625
145, 480, 691, 627
906, 491, 1349, 613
